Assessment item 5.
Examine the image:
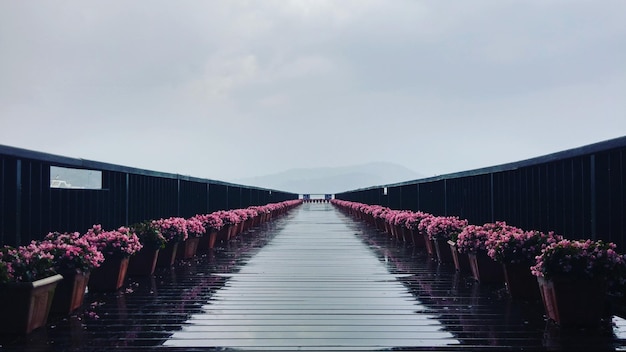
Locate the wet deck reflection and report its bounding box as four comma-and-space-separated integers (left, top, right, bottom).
164, 203, 457, 350
2, 203, 626, 351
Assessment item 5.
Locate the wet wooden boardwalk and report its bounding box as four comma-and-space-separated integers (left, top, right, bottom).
2, 203, 626, 351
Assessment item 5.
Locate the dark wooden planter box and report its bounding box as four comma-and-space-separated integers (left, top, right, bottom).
50, 270, 90, 315
128, 248, 160, 276
89, 256, 129, 292
0, 274, 63, 334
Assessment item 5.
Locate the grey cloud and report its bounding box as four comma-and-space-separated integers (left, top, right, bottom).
1, 1, 625, 183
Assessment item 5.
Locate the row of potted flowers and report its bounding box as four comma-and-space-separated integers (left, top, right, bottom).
331, 199, 626, 328
0, 199, 303, 334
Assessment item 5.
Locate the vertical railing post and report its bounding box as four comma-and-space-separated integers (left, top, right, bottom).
225, 186, 229, 210
416, 183, 420, 210
125, 172, 129, 226
177, 177, 181, 217
590, 154, 596, 240
444, 179, 448, 216
15, 159, 22, 245
206, 183, 210, 213
490, 173, 495, 223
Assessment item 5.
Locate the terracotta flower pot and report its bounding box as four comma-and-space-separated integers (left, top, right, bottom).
389, 223, 397, 238
468, 252, 504, 284
50, 270, 90, 315
217, 226, 230, 243
198, 230, 218, 252
228, 224, 238, 240
411, 229, 425, 248
448, 240, 471, 274
127, 248, 160, 276
502, 262, 541, 300
0, 274, 63, 334
208, 230, 218, 249
177, 237, 200, 259
400, 227, 410, 243
433, 238, 454, 264
423, 233, 435, 257
89, 256, 129, 292
537, 276, 609, 327
156, 241, 179, 268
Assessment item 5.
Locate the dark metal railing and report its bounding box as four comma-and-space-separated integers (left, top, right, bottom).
0, 145, 298, 246
336, 136, 626, 250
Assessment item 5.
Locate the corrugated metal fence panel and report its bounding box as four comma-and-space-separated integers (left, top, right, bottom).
240, 187, 251, 208
179, 179, 209, 218
47, 169, 126, 235
0, 145, 299, 247
446, 173, 492, 226
227, 186, 241, 210
387, 186, 402, 209
418, 180, 445, 216
335, 137, 626, 251
1, 155, 18, 246
209, 183, 228, 212
128, 174, 178, 225
19, 158, 46, 243
250, 189, 261, 206
595, 148, 625, 248
400, 184, 418, 211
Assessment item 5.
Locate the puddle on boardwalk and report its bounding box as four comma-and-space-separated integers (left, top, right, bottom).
163, 203, 459, 350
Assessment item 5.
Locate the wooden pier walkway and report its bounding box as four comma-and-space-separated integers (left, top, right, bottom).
2, 202, 626, 351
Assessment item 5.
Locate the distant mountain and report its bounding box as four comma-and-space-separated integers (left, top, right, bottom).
233, 162, 424, 194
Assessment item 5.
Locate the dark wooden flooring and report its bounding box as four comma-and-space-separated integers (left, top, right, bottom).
2, 203, 626, 351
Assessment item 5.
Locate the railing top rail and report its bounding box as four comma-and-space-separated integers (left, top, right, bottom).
339, 135, 626, 193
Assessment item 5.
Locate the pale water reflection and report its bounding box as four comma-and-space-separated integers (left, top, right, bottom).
164, 204, 459, 350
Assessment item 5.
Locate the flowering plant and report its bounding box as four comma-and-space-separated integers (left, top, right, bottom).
416, 213, 436, 236
233, 209, 249, 222
0, 242, 57, 283
426, 216, 468, 241
253, 205, 270, 215
84, 224, 143, 258
456, 223, 495, 254
245, 208, 259, 219
130, 221, 166, 250
194, 213, 223, 232
369, 206, 388, 219
382, 210, 398, 224
152, 217, 188, 242
217, 210, 241, 226
486, 229, 562, 265
41, 231, 105, 272
392, 211, 412, 229
186, 216, 207, 238
530, 239, 624, 281
404, 211, 432, 232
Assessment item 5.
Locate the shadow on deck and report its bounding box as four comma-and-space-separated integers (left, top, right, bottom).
1, 203, 626, 351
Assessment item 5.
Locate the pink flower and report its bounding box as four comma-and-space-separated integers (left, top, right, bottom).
152, 217, 188, 242
0, 241, 58, 283
483, 225, 562, 264
186, 216, 207, 238
84, 225, 143, 258
530, 239, 623, 280
405, 211, 432, 231
42, 231, 105, 272
425, 216, 468, 241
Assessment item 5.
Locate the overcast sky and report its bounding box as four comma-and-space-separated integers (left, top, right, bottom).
1, 1, 625, 183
